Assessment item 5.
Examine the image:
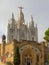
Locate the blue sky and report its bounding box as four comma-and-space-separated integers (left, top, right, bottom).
0, 0, 49, 42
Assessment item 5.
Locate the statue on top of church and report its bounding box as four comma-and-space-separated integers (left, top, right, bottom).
18, 7, 25, 25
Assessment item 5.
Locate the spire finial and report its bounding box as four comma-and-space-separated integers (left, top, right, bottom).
12, 12, 14, 19
30, 15, 33, 22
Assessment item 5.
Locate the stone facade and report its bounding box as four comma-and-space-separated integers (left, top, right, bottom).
7, 7, 38, 42
0, 36, 45, 65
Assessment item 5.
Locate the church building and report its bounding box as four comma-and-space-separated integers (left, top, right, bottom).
0, 35, 45, 65
0, 7, 47, 65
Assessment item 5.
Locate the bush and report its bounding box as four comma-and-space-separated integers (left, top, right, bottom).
13, 46, 20, 65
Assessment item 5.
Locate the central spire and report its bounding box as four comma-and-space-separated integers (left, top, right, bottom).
18, 6, 25, 25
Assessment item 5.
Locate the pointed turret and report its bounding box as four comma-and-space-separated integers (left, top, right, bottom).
36, 23, 38, 29
30, 15, 33, 22
35, 23, 38, 42
12, 12, 14, 19
8, 12, 15, 24
18, 7, 25, 25
11, 12, 15, 25
7, 12, 16, 42
29, 15, 34, 27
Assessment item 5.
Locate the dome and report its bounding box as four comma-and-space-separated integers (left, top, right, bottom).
2, 34, 6, 41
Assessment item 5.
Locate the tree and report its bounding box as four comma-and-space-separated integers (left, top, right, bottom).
13, 46, 20, 65
44, 28, 49, 42
48, 54, 49, 63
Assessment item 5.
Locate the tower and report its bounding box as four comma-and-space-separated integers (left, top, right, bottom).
1, 34, 6, 61
29, 15, 35, 41
29, 15, 34, 28
17, 7, 27, 41
7, 13, 17, 42
34, 24, 38, 42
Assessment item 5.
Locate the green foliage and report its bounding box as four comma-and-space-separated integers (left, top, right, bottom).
13, 46, 20, 65
47, 54, 49, 63
44, 28, 49, 42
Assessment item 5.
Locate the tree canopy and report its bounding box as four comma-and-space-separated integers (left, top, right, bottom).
44, 28, 49, 42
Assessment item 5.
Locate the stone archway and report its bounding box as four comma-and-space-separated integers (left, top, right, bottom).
19, 44, 40, 65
